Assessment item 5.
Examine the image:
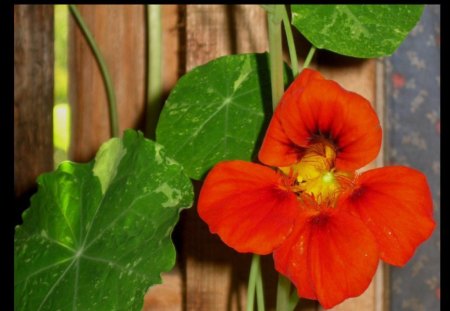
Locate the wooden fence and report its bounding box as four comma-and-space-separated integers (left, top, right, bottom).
14, 5, 388, 311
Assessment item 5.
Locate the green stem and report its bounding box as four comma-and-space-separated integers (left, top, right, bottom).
255, 257, 265, 311
145, 5, 163, 140
276, 275, 291, 311
246, 255, 261, 311
302, 46, 317, 70
276, 275, 300, 311
267, 5, 305, 311
267, 5, 285, 111
268, 7, 300, 311
69, 4, 119, 138
288, 290, 300, 311
281, 7, 298, 77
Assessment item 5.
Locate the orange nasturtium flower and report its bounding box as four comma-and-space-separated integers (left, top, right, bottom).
198, 69, 435, 308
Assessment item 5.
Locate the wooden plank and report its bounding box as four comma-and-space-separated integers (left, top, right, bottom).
68, 5, 146, 162
185, 5, 268, 71
182, 5, 268, 311
161, 5, 182, 97
144, 268, 182, 311
14, 5, 54, 213
313, 55, 387, 311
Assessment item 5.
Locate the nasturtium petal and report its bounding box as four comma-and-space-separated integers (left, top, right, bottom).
340, 166, 435, 266
259, 68, 382, 171
274, 209, 379, 309
291, 5, 424, 58
14, 129, 194, 311
156, 53, 292, 181
198, 160, 299, 255
259, 68, 325, 167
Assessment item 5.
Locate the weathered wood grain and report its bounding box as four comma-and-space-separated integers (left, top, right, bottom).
14, 5, 54, 214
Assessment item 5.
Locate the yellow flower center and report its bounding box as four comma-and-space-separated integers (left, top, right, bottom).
279, 141, 352, 205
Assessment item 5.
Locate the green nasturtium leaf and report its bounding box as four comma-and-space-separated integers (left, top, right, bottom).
156, 53, 291, 181
291, 5, 424, 58
14, 129, 193, 311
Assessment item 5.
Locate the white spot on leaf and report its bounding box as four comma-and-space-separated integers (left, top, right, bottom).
154, 144, 164, 164
93, 138, 127, 194
155, 183, 182, 208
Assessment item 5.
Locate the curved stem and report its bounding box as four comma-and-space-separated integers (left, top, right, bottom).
69, 4, 119, 138
302, 46, 317, 70
145, 5, 163, 140
281, 7, 298, 77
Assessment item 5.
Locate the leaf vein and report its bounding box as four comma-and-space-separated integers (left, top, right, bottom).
16, 257, 73, 286
172, 101, 229, 156
36, 258, 77, 311
83, 191, 154, 251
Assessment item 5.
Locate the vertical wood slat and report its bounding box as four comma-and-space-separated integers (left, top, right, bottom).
183, 5, 269, 311
14, 5, 54, 213
314, 56, 387, 311
185, 5, 268, 71
160, 5, 181, 100
68, 5, 146, 162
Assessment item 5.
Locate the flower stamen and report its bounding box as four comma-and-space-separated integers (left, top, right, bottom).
278, 141, 353, 205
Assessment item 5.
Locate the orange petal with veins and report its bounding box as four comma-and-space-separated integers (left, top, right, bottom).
198, 160, 299, 254
340, 166, 435, 266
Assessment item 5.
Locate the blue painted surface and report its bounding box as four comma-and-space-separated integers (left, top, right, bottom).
385, 5, 440, 311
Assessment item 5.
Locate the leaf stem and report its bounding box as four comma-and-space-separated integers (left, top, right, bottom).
289, 289, 300, 311
145, 5, 163, 140
69, 4, 119, 138
247, 255, 260, 311
276, 274, 291, 311
276, 274, 300, 311
267, 5, 285, 111
281, 7, 298, 77
255, 256, 265, 311
302, 46, 317, 70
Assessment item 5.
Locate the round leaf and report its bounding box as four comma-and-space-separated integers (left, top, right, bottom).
156, 53, 283, 180
291, 5, 424, 58
14, 129, 193, 311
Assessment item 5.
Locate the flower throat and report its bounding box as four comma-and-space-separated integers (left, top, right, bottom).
279, 141, 353, 205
